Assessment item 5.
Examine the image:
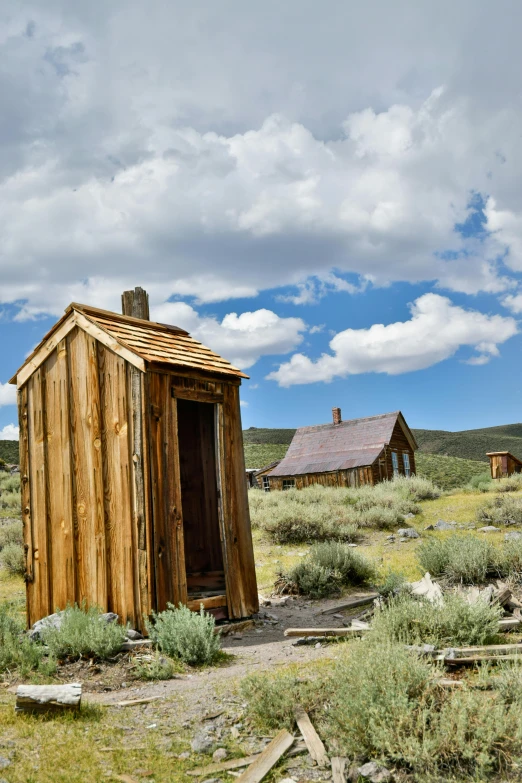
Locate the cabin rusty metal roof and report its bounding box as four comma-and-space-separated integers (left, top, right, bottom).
10, 302, 248, 385
269, 411, 416, 477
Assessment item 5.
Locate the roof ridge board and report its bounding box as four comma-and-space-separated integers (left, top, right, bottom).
147, 359, 248, 379
69, 303, 189, 335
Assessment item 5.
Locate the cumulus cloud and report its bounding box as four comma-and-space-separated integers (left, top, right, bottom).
0, 424, 19, 440
151, 302, 306, 369
267, 294, 518, 386
502, 293, 522, 314
1, 3, 522, 319
0, 383, 16, 408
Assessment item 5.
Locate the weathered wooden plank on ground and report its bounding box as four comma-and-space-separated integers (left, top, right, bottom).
284, 627, 369, 638
316, 594, 379, 615
235, 729, 294, 783
16, 684, 81, 714
331, 757, 347, 783
294, 707, 329, 767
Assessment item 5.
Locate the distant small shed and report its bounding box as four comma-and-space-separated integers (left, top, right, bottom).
265, 408, 417, 490
10, 288, 258, 629
487, 451, 522, 479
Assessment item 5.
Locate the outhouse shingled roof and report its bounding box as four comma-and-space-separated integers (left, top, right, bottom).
10, 302, 248, 386
269, 411, 417, 477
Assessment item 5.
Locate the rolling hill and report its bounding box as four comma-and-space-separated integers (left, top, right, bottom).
0, 441, 19, 464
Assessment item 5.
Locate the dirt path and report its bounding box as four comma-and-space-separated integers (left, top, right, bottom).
86, 595, 366, 717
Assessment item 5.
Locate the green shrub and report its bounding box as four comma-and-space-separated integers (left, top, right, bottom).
372, 593, 502, 647
0, 520, 23, 550
495, 474, 522, 492
0, 603, 53, 678
469, 472, 493, 490
493, 539, 522, 580
134, 652, 183, 680
283, 541, 375, 598
477, 494, 522, 526
0, 474, 20, 493
377, 570, 409, 599
0, 542, 25, 575
240, 668, 327, 731
390, 474, 441, 501
146, 604, 221, 666
41, 604, 127, 660
243, 637, 522, 779
417, 536, 494, 584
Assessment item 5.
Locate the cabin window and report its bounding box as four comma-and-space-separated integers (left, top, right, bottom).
403, 452, 411, 477
262, 476, 270, 492
282, 479, 295, 490
391, 451, 399, 476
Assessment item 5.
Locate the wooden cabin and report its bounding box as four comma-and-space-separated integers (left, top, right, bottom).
265, 408, 417, 490
252, 461, 281, 491
487, 451, 522, 479
9, 288, 258, 630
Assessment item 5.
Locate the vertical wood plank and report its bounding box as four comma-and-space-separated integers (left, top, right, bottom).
18, 385, 34, 626
27, 369, 52, 620
219, 384, 258, 618
68, 328, 107, 609
129, 366, 149, 627
98, 346, 136, 625
148, 372, 187, 611
44, 341, 75, 611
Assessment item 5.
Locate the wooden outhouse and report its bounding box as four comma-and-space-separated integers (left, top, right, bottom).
487, 451, 522, 480
265, 409, 417, 490
9, 288, 258, 630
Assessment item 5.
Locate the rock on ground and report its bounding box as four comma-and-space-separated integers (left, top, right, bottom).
397, 528, 419, 539
357, 761, 393, 782
191, 732, 213, 754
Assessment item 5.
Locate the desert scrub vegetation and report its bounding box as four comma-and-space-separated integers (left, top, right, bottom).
372, 593, 502, 647
0, 471, 21, 515
41, 604, 127, 661
417, 535, 522, 584
0, 602, 55, 678
242, 637, 522, 781
278, 541, 376, 598
146, 603, 222, 665
248, 476, 440, 544
415, 452, 490, 490
477, 493, 522, 526
0, 540, 25, 575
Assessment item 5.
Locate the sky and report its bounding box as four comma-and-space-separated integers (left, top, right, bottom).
2, 0, 522, 439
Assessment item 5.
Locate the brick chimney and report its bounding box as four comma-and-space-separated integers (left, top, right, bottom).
332, 407, 342, 425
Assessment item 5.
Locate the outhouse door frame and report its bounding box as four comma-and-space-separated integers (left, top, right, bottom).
148, 374, 236, 618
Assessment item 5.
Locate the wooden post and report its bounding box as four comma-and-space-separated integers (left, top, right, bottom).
122, 288, 150, 627
16, 684, 82, 714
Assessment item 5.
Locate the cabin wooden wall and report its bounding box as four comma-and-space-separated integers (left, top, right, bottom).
19, 327, 144, 628
489, 454, 522, 478
385, 420, 416, 479
268, 465, 374, 491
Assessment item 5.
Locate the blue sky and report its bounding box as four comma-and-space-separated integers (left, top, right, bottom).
2, 1, 522, 438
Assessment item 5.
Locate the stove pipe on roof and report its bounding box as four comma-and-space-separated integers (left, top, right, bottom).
332, 407, 342, 425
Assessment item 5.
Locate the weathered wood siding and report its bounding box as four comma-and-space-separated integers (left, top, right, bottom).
386, 420, 416, 479
269, 465, 374, 491
21, 326, 141, 627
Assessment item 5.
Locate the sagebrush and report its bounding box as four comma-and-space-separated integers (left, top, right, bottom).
41, 604, 127, 660
0, 602, 54, 678
243, 638, 522, 780
372, 593, 502, 647
146, 604, 221, 665
418, 534, 522, 584
280, 541, 375, 598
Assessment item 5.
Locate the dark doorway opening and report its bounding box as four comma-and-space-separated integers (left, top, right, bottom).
176, 399, 226, 604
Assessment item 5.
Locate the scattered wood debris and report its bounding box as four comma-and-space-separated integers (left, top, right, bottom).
316, 593, 379, 616
115, 696, 163, 707
331, 757, 347, 783
15, 683, 81, 714
294, 707, 329, 767
284, 627, 369, 638
235, 729, 295, 783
